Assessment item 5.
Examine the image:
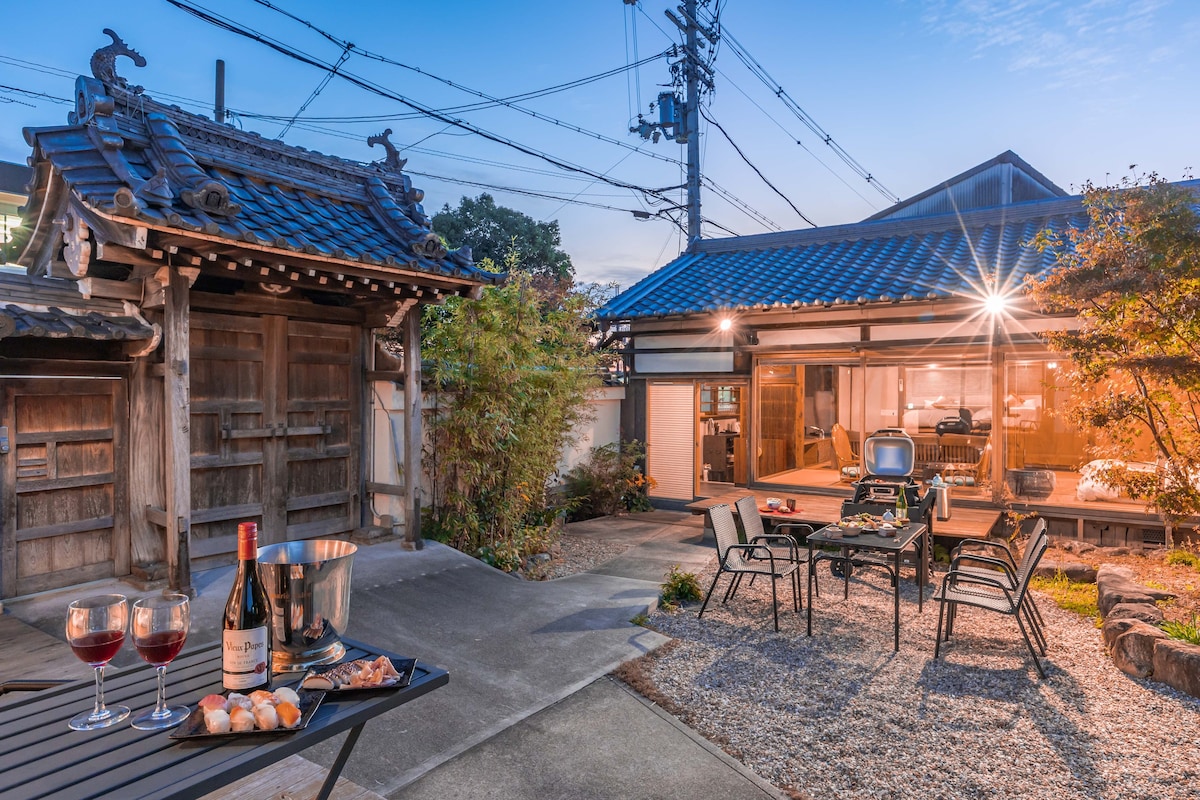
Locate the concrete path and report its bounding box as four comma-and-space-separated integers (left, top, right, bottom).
2, 510, 784, 799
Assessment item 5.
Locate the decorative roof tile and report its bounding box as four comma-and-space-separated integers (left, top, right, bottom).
598, 195, 1089, 321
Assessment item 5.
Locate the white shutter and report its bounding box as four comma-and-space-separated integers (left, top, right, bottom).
647, 382, 695, 500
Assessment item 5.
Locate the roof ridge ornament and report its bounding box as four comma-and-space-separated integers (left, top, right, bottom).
90, 29, 146, 95
367, 129, 407, 173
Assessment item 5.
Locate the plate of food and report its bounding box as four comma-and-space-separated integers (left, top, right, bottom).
171, 686, 322, 738
300, 655, 416, 692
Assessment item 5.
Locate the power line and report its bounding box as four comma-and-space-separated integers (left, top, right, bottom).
700, 105, 815, 227
716, 24, 900, 204
163, 0, 684, 208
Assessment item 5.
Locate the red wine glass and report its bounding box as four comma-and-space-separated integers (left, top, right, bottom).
130, 593, 191, 730
66, 594, 130, 731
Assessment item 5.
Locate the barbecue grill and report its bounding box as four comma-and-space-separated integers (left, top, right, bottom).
851, 428, 920, 509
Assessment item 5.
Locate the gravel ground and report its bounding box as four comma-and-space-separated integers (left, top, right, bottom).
529, 529, 635, 580
617, 557, 1200, 800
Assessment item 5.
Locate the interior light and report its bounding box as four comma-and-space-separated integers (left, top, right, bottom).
1047, 362, 1058, 370
718, 318, 733, 332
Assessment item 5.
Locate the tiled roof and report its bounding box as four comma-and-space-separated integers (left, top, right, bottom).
598, 195, 1088, 321
18, 62, 500, 288
0, 303, 154, 341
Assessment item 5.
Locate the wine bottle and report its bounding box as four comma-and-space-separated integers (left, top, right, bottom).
896, 485, 908, 522
222, 521, 271, 691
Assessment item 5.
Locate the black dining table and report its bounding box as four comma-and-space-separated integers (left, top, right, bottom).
806, 522, 929, 651
0, 638, 448, 800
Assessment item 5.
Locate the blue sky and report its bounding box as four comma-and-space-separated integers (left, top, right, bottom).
2, 1, 1197, 287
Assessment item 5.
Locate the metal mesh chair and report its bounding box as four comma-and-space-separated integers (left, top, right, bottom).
934, 518, 1050, 676
733, 495, 813, 584
698, 503, 801, 631
948, 518, 1049, 644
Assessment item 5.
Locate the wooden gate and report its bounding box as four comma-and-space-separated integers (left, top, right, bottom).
188, 313, 360, 564
0, 378, 128, 598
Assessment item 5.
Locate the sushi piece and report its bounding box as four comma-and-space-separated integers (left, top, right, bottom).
275, 701, 302, 729
300, 673, 335, 691
226, 692, 253, 711
273, 686, 301, 706
198, 694, 228, 712
251, 703, 278, 731
248, 689, 276, 706
203, 708, 231, 734
229, 705, 255, 732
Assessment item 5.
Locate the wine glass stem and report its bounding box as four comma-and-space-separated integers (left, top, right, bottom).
154, 665, 168, 716
92, 665, 107, 718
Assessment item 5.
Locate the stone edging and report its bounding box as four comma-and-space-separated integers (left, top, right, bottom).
1095, 564, 1200, 697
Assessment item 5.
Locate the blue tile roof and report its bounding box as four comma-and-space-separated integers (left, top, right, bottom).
19, 74, 500, 288
598, 195, 1088, 321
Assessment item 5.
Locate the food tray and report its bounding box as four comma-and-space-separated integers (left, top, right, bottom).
301, 656, 416, 692
170, 690, 323, 739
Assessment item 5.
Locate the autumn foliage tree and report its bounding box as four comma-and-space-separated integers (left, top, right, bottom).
1029, 177, 1200, 527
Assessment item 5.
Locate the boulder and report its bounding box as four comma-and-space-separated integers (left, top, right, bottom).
1109, 620, 1169, 678
1096, 564, 1175, 616
1060, 540, 1097, 555
1105, 602, 1164, 625
1153, 639, 1200, 698
1101, 616, 1141, 649
1034, 561, 1097, 583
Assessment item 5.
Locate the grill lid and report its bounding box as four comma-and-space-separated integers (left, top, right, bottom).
862, 429, 915, 476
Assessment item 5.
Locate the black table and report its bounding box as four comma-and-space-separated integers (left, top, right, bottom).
0, 638, 448, 800
806, 522, 928, 651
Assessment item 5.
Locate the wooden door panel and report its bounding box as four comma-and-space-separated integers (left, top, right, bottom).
2, 381, 125, 598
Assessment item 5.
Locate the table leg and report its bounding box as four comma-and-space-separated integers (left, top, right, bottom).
842, 546, 850, 600
918, 526, 927, 612
893, 549, 901, 652
806, 540, 814, 636
316, 722, 365, 800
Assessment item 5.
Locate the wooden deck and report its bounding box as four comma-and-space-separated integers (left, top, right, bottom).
685, 489, 1001, 542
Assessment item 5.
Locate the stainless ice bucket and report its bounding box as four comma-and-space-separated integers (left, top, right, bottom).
257, 539, 357, 672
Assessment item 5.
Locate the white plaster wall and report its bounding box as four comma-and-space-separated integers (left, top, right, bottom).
368, 382, 625, 529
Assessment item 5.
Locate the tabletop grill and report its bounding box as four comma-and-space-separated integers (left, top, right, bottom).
851, 428, 921, 509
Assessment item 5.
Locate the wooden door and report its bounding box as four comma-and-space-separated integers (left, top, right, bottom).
188, 313, 360, 565
0, 378, 128, 598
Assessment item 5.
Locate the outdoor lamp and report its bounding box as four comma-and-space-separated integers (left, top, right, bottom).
718, 318, 733, 332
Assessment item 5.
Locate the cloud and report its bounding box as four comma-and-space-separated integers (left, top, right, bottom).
919, 0, 1174, 88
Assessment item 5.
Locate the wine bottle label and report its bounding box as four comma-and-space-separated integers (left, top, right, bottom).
223, 627, 270, 689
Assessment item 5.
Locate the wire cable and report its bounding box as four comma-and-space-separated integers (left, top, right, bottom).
700, 105, 815, 227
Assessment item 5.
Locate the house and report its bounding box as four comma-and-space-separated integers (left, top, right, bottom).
599, 151, 1186, 547
0, 31, 501, 599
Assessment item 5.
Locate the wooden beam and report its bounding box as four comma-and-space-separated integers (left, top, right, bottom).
76, 276, 142, 302
403, 307, 423, 550
163, 266, 194, 596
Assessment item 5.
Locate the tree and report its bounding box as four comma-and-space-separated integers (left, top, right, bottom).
1029, 177, 1200, 528
421, 266, 607, 570
433, 193, 574, 283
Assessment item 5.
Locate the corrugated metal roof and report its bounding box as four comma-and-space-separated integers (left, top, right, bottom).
598, 194, 1088, 321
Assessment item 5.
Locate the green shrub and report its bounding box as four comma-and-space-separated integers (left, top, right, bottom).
1161, 615, 1200, 645
1165, 549, 1200, 570
563, 441, 656, 521
659, 565, 702, 611
1031, 572, 1100, 619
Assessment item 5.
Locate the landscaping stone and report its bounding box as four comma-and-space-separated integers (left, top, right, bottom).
1101, 616, 1141, 649
1096, 564, 1175, 616
1105, 602, 1164, 625
1153, 639, 1200, 697
1059, 540, 1097, 555
1108, 620, 1169, 678
1034, 561, 1097, 583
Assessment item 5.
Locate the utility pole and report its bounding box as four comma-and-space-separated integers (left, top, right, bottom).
629, 0, 716, 247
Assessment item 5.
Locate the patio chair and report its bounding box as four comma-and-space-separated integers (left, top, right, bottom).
934, 518, 1050, 676
831, 423, 860, 482
699, 503, 801, 631
733, 495, 813, 582
948, 518, 1049, 645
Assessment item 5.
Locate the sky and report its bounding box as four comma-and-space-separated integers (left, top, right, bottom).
1, 0, 1198, 289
